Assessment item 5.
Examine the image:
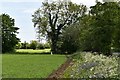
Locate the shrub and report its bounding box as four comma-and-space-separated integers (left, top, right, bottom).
29, 40, 37, 50
37, 43, 45, 49
59, 24, 81, 54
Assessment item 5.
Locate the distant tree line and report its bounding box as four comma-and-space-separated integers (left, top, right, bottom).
16, 40, 50, 50
1, 1, 120, 56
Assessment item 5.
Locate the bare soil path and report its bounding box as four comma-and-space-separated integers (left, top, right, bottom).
47, 58, 74, 80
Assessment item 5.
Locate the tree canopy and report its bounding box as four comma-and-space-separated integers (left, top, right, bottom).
1, 14, 20, 53
32, 0, 120, 55
32, 1, 87, 54
79, 1, 120, 55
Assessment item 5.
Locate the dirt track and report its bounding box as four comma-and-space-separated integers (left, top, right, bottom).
47, 58, 74, 79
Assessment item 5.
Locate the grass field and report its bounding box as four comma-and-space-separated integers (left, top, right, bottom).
16, 49, 50, 54
2, 49, 66, 78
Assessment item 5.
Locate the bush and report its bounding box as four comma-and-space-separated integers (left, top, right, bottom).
20, 41, 30, 49
59, 24, 81, 54
37, 43, 45, 49
29, 40, 37, 50
16, 42, 22, 49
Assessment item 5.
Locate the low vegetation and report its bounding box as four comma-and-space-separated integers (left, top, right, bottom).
63, 52, 119, 78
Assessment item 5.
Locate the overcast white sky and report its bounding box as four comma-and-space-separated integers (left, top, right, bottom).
0, 0, 103, 43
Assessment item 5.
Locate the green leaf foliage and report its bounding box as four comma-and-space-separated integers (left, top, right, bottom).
79, 2, 120, 55
1, 14, 20, 53
32, 0, 87, 53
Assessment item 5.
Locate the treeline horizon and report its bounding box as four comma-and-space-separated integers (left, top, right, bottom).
1, 1, 120, 56
16, 40, 50, 50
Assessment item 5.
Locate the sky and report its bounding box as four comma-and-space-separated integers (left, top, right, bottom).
0, 0, 103, 43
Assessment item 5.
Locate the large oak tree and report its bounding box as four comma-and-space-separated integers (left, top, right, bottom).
32, 1, 87, 54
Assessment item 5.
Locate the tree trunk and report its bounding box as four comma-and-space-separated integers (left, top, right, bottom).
51, 39, 57, 54
51, 34, 58, 54
50, 25, 60, 54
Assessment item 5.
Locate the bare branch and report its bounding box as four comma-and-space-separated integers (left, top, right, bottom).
48, 13, 53, 27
